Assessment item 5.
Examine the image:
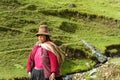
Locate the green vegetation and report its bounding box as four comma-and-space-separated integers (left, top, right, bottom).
62, 59, 95, 75
0, 0, 120, 79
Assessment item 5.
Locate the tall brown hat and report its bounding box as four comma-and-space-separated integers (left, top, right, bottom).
36, 25, 51, 36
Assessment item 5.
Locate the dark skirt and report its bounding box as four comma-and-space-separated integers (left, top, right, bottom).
30, 68, 63, 80
30, 68, 45, 80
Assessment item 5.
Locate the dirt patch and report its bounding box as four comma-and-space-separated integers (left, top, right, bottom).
105, 44, 120, 57
59, 21, 77, 33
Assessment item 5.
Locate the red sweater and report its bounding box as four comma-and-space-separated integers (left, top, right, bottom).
27, 46, 61, 78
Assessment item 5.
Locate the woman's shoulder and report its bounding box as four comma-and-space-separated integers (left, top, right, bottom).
45, 41, 56, 46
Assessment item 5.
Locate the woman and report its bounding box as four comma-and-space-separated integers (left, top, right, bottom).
27, 24, 65, 80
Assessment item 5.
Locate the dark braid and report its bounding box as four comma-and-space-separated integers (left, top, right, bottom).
46, 35, 52, 41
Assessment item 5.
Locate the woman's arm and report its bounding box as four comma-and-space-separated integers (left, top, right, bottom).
27, 46, 38, 72
47, 50, 59, 80
47, 50, 59, 73
27, 50, 33, 72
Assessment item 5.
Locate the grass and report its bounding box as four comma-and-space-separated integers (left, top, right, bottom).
62, 59, 96, 75
0, 0, 120, 79
0, 50, 29, 79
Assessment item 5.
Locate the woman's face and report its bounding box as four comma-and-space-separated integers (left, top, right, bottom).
37, 34, 47, 43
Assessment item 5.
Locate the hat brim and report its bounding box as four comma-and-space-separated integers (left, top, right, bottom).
36, 32, 51, 36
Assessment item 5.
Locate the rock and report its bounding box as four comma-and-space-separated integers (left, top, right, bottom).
89, 69, 97, 76
66, 58, 120, 80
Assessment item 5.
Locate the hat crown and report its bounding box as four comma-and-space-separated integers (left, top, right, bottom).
36, 25, 51, 36
38, 25, 49, 33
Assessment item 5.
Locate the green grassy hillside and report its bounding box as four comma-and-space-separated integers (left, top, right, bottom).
0, 0, 120, 79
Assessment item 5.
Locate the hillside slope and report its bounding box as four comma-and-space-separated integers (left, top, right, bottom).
0, 0, 120, 79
